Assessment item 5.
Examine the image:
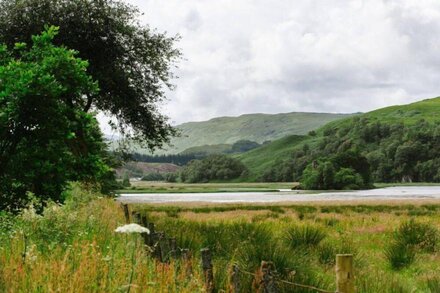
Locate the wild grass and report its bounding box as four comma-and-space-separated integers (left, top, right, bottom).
139, 202, 440, 292
284, 225, 326, 248
3, 186, 440, 292
0, 184, 204, 292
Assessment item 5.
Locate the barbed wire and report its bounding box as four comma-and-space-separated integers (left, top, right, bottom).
236, 267, 334, 293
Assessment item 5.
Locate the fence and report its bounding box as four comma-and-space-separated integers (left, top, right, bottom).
121, 203, 355, 293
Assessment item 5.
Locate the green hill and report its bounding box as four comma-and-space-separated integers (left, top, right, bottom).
141, 112, 355, 154
238, 97, 440, 182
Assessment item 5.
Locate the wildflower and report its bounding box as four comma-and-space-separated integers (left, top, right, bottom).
115, 223, 150, 234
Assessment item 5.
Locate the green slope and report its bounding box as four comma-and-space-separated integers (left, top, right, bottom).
238, 97, 440, 181
154, 112, 354, 154
236, 135, 309, 181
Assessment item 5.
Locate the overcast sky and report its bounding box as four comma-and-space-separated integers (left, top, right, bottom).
123, 0, 440, 125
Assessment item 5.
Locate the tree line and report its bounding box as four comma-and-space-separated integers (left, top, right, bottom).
262, 117, 440, 189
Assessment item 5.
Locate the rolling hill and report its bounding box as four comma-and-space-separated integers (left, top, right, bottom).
238, 97, 440, 182
147, 112, 355, 154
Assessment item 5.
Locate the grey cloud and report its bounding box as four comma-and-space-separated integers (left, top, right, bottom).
119, 0, 440, 126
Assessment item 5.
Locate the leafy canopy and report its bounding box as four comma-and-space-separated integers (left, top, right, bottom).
0, 0, 181, 150
0, 27, 111, 211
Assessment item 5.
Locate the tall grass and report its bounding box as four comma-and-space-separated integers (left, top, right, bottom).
284, 225, 326, 248
385, 219, 438, 270
0, 184, 204, 292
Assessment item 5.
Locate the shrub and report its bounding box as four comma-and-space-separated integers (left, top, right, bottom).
284, 225, 326, 248
395, 219, 438, 252
385, 242, 416, 270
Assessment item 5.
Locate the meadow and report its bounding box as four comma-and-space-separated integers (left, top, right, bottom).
135, 201, 440, 292
2, 184, 440, 292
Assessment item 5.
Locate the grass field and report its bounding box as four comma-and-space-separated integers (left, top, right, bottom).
118, 181, 297, 193
135, 202, 440, 292
3, 184, 440, 292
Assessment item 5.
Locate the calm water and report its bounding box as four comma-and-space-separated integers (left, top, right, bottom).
118, 186, 440, 204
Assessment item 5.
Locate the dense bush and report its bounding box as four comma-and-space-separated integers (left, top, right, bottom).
179, 155, 248, 183
300, 151, 371, 190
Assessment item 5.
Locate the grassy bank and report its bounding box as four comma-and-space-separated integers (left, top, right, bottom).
135, 202, 440, 292
0, 185, 204, 292
117, 181, 297, 194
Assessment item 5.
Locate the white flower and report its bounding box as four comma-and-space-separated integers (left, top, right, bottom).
115, 223, 150, 234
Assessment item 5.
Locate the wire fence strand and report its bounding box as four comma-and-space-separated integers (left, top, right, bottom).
236, 267, 334, 293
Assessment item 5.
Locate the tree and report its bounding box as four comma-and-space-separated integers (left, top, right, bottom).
0, 27, 111, 211
0, 0, 181, 150
180, 155, 248, 183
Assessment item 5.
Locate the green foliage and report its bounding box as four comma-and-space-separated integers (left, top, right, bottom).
385, 219, 438, 270
230, 140, 261, 153
284, 225, 327, 248
121, 174, 131, 187
300, 151, 370, 190
394, 219, 438, 252
427, 277, 440, 293
0, 27, 112, 211
250, 97, 440, 185
180, 155, 248, 183
141, 173, 165, 181
334, 168, 364, 189
164, 172, 178, 183
385, 242, 416, 270
0, 0, 181, 150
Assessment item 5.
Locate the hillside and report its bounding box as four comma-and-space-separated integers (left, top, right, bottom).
116, 162, 181, 178
136, 112, 355, 154
239, 97, 440, 182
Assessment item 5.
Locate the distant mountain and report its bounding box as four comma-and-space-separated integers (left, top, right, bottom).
141, 112, 355, 155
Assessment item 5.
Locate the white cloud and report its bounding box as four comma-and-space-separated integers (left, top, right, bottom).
123, 0, 440, 125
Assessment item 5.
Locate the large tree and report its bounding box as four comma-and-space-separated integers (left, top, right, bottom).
0, 0, 181, 150
0, 27, 112, 211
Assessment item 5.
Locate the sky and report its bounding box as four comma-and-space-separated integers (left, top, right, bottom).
121, 0, 440, 126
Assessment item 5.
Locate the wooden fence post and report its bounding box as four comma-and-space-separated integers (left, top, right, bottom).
131, 211, 141, 224
121, 203, 130, 223
230, 264, 240, 293
140, 215, 150, 246
201, 248, 215, 293
159, 235, 171, 262
153, 232, 164, 260
336, 254, 355, 293
169, 237, 177, 259
147, 223, 155, 246
259, 261, 278, 293
181, 249, 193, 276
